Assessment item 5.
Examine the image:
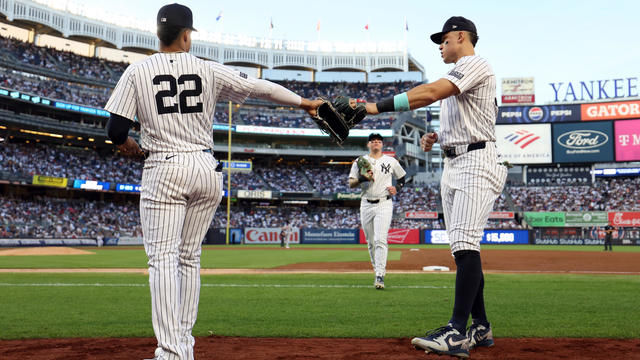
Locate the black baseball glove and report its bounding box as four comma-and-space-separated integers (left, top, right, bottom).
311, 96, 368, 145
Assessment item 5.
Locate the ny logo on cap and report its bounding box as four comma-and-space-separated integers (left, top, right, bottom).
161, 17, 167, 22
452, 25, 458, 29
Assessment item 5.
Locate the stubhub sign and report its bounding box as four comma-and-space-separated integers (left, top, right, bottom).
424, 230, 529, 245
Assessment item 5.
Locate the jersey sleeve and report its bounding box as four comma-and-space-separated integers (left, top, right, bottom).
443, 56, 492, 94
104, 65, 137, 120
392, 158, 406, 178
209, 61, 256, 104
348, 160, 359, 178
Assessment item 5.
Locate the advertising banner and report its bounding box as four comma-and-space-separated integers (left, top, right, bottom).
608, 212, 640, 227
73, 179, 111, 191
336, 192, 362, 200
116, 183, 141, 193
501, 77, 535, 104
581, 100, 640, 121
359, 228, 420, 244
614, 119, 640, 161
552, 121, 614, 163
496, 124, 552, 164
565, 212, 609, 226
244, 227, 301, 244
497, 104, 580, 124
237, 190, 272, 199
301, 229, 359, 244
32, 175, 68, 188
524, 212, 565, 227
405, 211, 438, 219
423, 230, 529, 245
489, 211, 514, 219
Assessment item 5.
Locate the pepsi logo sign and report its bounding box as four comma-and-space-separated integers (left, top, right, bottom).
557, 130, 608, 149
528, 107, 544, 121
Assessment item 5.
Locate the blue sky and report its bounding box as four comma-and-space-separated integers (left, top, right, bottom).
76, 0, 639, 104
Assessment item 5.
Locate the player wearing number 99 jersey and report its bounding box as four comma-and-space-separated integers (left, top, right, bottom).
104, 4, 322, 360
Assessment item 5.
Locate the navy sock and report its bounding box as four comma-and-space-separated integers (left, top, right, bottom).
449, 250, 483, 333
470, 273, 489, 327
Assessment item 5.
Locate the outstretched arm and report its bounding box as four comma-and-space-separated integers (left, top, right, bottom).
249, 79, 323, 117
362, 78, 460, 115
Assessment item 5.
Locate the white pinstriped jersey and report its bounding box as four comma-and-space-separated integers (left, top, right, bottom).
439, 55, 497, 148
105, 52, 255, 152
349, 155, 406, 199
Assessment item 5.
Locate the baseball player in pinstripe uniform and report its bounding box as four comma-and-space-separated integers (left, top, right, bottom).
349, 16, 507, 358
349, 133, 406, 289
104, 4, 322, 360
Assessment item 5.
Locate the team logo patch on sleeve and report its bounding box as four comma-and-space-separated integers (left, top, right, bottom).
448, 70, 464, 80
239, 72, 248, 79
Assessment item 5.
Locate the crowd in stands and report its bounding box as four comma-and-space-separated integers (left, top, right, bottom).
0, 67, 111, 107
0, 35, 127, 83
510, 177, 640, 211
0, 196, 140, 238
0, 142, 141, 184
1, 34, 402, 129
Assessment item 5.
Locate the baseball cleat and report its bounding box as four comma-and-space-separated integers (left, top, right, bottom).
467, 322, 494, 349
411, 324, 470, 358
374, 276, 385, 289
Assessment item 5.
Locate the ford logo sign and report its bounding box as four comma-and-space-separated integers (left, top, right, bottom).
557, 130, 608, 149
528, 107, 544, 121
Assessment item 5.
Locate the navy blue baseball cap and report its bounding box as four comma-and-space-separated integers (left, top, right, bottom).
430, 16, 476, 44
368, 133, 383, 142
157, 3, 197, 31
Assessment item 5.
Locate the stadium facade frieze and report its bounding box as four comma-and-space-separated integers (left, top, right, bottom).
0, 0, 423, 75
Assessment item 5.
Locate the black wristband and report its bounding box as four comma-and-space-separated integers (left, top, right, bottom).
357, 174, 370, 183
376, 96, 394, 113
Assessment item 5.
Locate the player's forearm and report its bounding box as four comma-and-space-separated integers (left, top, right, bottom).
348, 178, 360, 188
368, 79, 459, 115
250, 79, 302, 107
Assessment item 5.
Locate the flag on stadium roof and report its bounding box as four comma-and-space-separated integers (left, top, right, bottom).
364, 23, 369, 30
216, 11, 223, 22
316, 20, 320, 32
270, 17, 274, 29
404, 17, 408, 31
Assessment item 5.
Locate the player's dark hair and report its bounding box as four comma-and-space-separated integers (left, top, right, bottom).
157, 25, 186, 47
468, 32, 479, 47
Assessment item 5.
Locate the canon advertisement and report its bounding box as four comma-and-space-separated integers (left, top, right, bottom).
552, 121, 614, 163
424, 230, 529, 245
614, 119, 640, 161
244, 227, 301, 244
496, 124, 552, 164
497, 104, 580, 124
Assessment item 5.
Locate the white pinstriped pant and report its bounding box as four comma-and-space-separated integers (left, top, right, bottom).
140, 151, 222, 360
440, 143, 507, 254
360, 198, 394, 277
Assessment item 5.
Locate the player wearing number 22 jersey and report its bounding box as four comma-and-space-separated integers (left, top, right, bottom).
104, 4, 322, 360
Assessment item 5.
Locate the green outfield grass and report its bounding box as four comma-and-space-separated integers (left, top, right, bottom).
1, 244, 638, 269
0, 272, 638, 340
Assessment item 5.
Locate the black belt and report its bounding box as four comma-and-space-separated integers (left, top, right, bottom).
143, 148, 212, 160
443, 142, 486, 158
365, 195, 391, 204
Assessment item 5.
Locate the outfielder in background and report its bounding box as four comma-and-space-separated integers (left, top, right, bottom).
104, 4, 322, 360
604, 223, 615, 251
346, 16, 507, 358
349, 133, 406, 290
